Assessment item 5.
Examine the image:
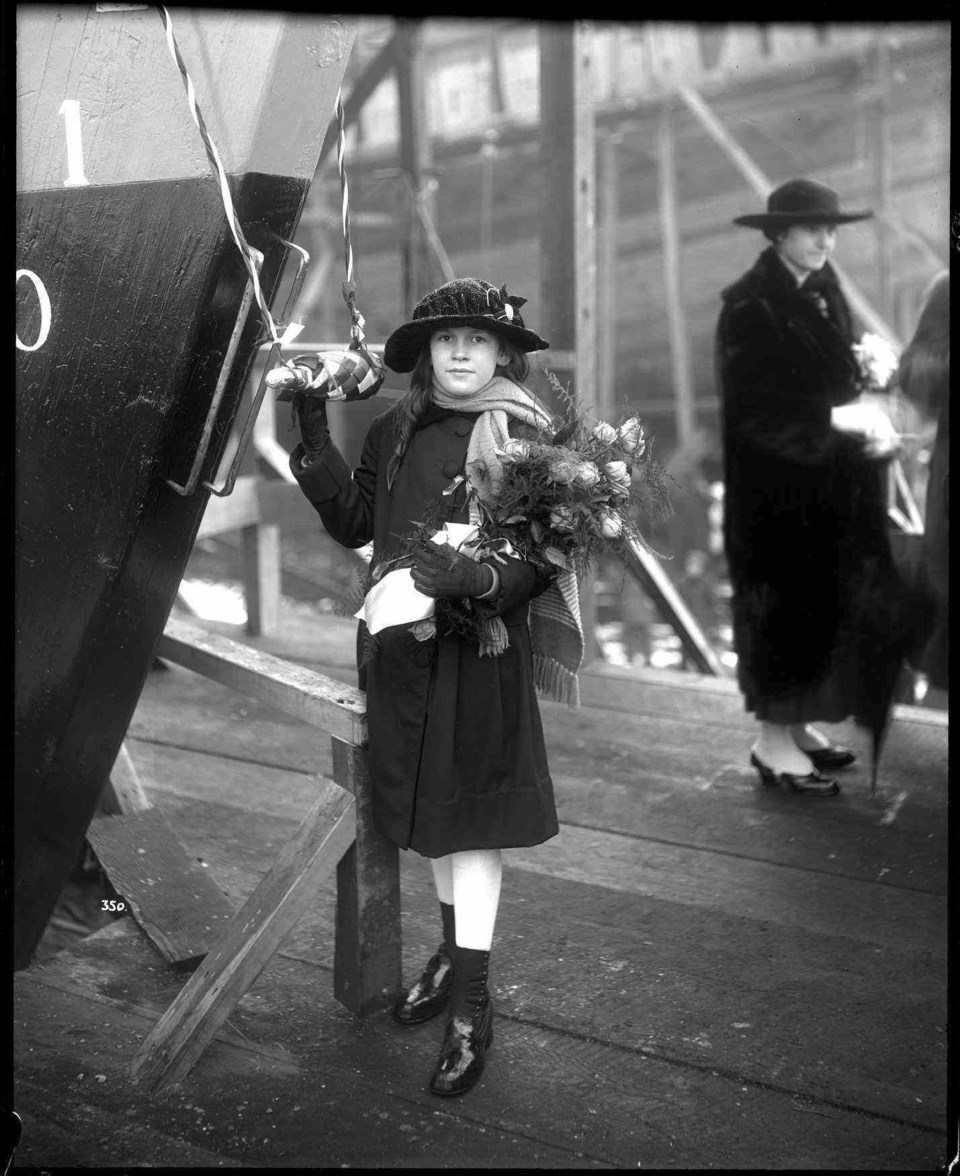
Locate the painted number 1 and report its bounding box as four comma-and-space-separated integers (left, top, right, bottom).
59, 99, 89, 187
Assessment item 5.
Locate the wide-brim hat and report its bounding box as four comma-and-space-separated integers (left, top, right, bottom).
733, 178, 873, 229
383, 277, 550, 373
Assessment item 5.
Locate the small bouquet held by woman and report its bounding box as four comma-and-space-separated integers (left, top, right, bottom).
831, 330, 902, 459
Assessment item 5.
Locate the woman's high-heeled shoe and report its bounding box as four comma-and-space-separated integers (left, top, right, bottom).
807, 744, 857, 770
750, 751, 840, 796
392, 948, 454, 1025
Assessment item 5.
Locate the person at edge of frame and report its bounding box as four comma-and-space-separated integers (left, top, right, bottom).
287, 277, 583, 1098
894, 269, 949, 700
714, 177, 933, 796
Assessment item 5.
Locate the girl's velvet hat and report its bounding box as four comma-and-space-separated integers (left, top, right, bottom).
733, 178, 873, 229
383, 277, 550, 373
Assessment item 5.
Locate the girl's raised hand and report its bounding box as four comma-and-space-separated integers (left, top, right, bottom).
294, 392, 330, 461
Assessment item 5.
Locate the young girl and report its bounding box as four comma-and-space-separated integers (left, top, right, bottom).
289, 277, 582, 1098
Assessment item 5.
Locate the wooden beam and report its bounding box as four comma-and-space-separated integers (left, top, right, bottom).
332, 737, 402, 1015
129, 778, 356, 1091
196, 475, 261, 539
539, 24, 577, 385
157, 617, 367, 746
315, 28, 402, 176
657, 97, 696, 449
874, 32, 893, 322
596, 132, 619, 422
674, 83, 902, 348
86, 807, 237, 970
99, 741, 150, 816
622, 538, 727, 677
396, 19, 431, 307
539, 22, 601, 663
241, 521, 280, 637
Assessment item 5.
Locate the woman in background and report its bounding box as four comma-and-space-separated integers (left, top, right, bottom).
716, 178, 925, 795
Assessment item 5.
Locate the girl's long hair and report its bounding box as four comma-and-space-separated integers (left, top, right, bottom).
896, 271, 949, 415
386, 336, 532, 489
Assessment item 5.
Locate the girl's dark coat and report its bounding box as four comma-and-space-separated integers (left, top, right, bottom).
715, 246, 928, 733
292, 401, 558, 858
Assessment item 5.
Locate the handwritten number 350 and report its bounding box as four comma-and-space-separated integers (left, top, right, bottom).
16, 100, 89, 352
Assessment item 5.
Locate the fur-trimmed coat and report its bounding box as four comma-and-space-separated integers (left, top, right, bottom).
715, 246, 926, 733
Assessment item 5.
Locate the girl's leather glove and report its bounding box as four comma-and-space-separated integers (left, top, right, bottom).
410, 542, 495, 599
294, 393, 330, 462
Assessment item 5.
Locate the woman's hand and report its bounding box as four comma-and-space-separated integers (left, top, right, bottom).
831, 400, 901, 460
410, 542, 495, 599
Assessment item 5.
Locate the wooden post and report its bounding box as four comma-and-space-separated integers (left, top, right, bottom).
396, 19, 430, 308
332, 737, 402, 1015
237, 371, 283, 637
539, 23, 577, 398
597, 131, 619, 422
539, 22, 600, 661
657, 96, 696, 450
241, 522, 280, 636
874, 31, 892, 322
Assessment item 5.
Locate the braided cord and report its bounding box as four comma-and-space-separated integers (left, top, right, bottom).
159, 6, 286, 347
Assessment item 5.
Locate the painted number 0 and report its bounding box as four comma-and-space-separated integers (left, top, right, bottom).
59, 99, 89, 187
17, 271, 52, 352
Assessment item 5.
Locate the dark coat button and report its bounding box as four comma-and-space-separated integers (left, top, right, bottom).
453, 420, 472, 437
442, 460, 461, 478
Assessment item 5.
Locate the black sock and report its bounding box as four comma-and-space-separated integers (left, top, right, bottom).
439, 902, 456, 955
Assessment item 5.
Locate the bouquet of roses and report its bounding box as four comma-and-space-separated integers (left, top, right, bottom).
852, 331, 899, 392
350, 374, 670, 653
831, 332, 902, 459
460, 373, 670, 579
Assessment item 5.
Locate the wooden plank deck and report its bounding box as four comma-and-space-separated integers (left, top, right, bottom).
13, 609, 948, 1169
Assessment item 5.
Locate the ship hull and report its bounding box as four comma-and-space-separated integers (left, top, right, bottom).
15, 7, 356, 967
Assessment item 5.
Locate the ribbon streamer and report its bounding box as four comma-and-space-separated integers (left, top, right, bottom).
334, 86, 366, 348
159, 6, 300, 347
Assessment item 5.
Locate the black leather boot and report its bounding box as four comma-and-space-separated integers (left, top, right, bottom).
392, 902, 455, 1026
428, 945, 494, 1098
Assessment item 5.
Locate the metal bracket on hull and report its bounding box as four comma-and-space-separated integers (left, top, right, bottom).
166, 249, 265, 496
203, 240, 310, 498
166, 240, 309, 498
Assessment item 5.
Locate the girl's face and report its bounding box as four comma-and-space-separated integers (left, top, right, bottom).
430, 327, 507, 397
775, 222, 837, 277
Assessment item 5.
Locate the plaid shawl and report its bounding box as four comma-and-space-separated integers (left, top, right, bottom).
431, 375, 584, 706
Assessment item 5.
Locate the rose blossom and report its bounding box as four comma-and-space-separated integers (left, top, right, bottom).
547, 458, 578, 484
573, 460, 600, 487
598, 511, 623, 539
617, 418, 646, 455
592, 421, 617, 445
604, 460, 632, 497
498, 438, 532, 463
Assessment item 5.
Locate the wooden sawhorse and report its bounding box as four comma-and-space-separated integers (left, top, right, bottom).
129, 616, 400, 1092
